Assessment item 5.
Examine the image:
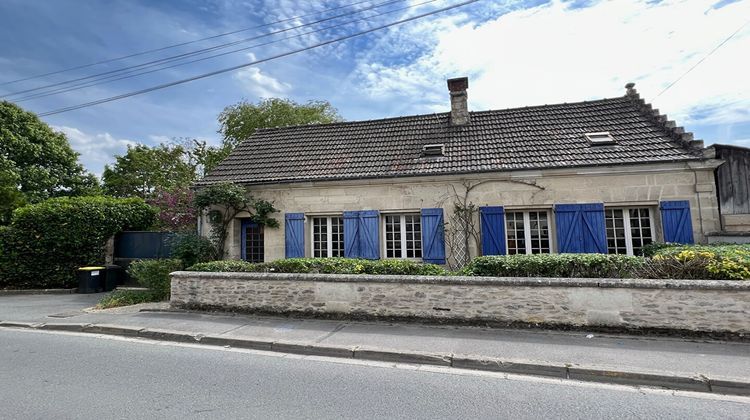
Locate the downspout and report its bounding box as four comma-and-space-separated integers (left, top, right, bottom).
692, 169, 706, 239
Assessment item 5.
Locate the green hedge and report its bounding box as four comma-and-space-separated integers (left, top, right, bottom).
188, 248, 750, 281
0, 196, 155, 289
187, 257, 449, 276
127, 259, 183, 299
462, 254, 645, 278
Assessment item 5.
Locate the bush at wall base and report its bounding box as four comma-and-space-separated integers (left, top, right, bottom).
127, 259, 184, 300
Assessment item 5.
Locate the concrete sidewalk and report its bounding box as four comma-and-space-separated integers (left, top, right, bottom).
0, 296, 748, 396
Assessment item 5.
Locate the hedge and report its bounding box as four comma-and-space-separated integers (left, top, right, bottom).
187, 257, 450, 276
0, 196, 155, 289
184, 247, 750, 281
461, 254, 645, 278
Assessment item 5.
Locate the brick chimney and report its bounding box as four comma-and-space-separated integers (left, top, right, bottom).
447, 77, 469, 126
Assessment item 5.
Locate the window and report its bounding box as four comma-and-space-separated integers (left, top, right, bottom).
242, 223, 264, 263
585, 131, 617, 145
384, 214, 422, 259
506, 210, 551, 255
605, 208, 654, 256
311, 216, 344, 258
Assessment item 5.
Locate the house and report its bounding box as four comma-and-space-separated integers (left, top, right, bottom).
197, 77, 723, 265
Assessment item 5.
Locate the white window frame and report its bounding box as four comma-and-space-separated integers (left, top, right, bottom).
310, 215, 343, 258
505, 210, 553, 255
605, 207, 656, 256
382, 214, 422, 260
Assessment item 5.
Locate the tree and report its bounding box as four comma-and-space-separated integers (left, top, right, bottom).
218, 98, 342, 149
0, 156, 25, 224
102, 143, 196, 198
0, 101, 100, 213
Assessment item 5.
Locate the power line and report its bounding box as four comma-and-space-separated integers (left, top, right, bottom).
38, 0, 481, 117
14, 0, 438, 103
1, 0, 404, 99
656, 20, 748, 98
0, 0, 378, 87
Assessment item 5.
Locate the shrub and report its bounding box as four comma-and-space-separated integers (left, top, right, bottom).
462, 254, 645, 278
127, 259, 183, 299
170, 233, 217, 267
187, 258, 450, 276
96, 289, 162, 309
0, 196, 155, 289
187, 260, 258, 272
641, 242, 683, 257
641, 244, 750, 280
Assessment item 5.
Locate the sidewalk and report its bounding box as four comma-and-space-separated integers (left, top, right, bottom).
0, 294, 748, 396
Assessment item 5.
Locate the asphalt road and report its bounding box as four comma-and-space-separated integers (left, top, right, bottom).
1, 329, 748, 419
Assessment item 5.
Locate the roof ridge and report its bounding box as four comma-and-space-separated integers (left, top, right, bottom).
623, 83, 704, 155
254, 95, 630, 135
254, 111, 448, 134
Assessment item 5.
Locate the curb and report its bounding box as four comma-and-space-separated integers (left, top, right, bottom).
1, 321, 748, 397
0, 288, 77, 296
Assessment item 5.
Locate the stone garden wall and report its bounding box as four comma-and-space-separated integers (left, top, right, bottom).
171, 272, 750, 333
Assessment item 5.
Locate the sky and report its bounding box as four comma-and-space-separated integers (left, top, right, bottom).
0, 0, 748, 176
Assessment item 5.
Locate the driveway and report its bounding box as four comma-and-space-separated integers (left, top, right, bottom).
0, 293, 104, 322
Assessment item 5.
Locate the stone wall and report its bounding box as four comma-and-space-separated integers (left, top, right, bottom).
200, 161, 722, 262
171, 272, 750, 333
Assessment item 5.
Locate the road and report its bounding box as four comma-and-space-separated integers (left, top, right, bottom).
1, 329, 748, 419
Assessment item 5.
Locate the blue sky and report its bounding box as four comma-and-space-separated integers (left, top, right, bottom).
0, 0, 748, 175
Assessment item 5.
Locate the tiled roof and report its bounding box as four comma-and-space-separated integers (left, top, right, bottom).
198, 91, 703, 186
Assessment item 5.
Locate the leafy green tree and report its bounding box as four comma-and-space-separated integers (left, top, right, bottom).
0, 101, 100, 210
188, 139, 231, 178
102, 144, 196, 198
218, 98, 342, 149
0, 156, 25, 224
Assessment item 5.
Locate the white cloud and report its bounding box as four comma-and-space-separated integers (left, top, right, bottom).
53, 125, 137, 176
233, 53, 292, 98
350, 0, 750, 129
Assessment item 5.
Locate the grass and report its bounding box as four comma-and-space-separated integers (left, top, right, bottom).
96, 289, 162, 309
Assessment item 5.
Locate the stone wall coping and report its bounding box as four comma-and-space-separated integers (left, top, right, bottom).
171, 271, 750, 291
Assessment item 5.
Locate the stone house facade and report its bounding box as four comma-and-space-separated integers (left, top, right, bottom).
198, 78, 723, 266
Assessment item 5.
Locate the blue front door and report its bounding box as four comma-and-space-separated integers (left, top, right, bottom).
241, 220, 264, 262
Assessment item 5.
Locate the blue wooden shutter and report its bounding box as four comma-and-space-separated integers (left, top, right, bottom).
284, 213, 305, 258
358, 210, 380, 260
343, 211, 360, 258
480, 206, 506, 255
554, 203, 607, 253
660, 200, 694, 244
421, 208, 446, 264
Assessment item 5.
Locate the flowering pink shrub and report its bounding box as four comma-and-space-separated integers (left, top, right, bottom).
147, 188, 196, 232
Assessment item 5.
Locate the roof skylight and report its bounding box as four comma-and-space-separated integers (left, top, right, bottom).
585, 132, 617, 145
422, 144, 445, 157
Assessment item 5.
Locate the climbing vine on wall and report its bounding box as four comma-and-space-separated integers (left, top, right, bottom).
193, 182, 279, 258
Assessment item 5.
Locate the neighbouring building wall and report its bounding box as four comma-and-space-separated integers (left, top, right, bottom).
714, 145, 750, 233
200, 161, 721, 263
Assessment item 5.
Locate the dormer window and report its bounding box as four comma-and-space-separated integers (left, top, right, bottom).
585, 132, 617, 146
422, 143, 445, 157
